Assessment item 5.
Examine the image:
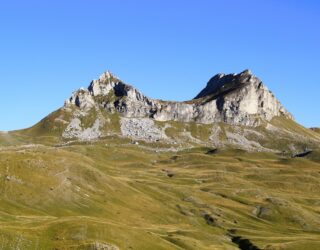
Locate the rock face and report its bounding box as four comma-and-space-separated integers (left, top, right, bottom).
120, 118, 167, 141
62, 117, 102, 140
65, 69, 293, 127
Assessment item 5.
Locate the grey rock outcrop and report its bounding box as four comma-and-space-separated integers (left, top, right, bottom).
194, 69, 293, 125
62, 117, 102, 140
65, 69, 293, 127
120, 118, 167, 141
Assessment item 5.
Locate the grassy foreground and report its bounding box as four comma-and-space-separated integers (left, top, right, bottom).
0, 137, 320, 249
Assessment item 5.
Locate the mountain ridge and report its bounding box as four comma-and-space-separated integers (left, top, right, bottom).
65, 69, 293, 126
9, 69, 317, 153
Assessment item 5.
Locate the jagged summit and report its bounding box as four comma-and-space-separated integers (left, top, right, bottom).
88, 70, 121, 96
98, 70, 118, 81
194, 69, 254, 99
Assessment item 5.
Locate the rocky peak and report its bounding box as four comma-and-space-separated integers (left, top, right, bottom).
98, 70, 118, 82
88, 70, 120, 96
194, 69, 257, 99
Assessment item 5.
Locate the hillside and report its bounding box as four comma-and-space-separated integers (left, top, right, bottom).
1, 139, 320, 249
0, 70, 320, 249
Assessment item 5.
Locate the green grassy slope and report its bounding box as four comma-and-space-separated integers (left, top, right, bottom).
1, 138, 320, 249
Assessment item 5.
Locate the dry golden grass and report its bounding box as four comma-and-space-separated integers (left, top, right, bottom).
0, 138, 320, 249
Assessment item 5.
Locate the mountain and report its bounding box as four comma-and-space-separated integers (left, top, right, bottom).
17, 69, 320, 153
65, 69, 293, 127
1, 70, 320, 250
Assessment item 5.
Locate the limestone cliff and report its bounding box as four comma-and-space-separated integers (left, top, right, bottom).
65, 69, 293, 127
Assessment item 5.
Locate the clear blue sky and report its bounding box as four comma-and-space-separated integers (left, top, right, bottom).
0, 0, 319, 131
